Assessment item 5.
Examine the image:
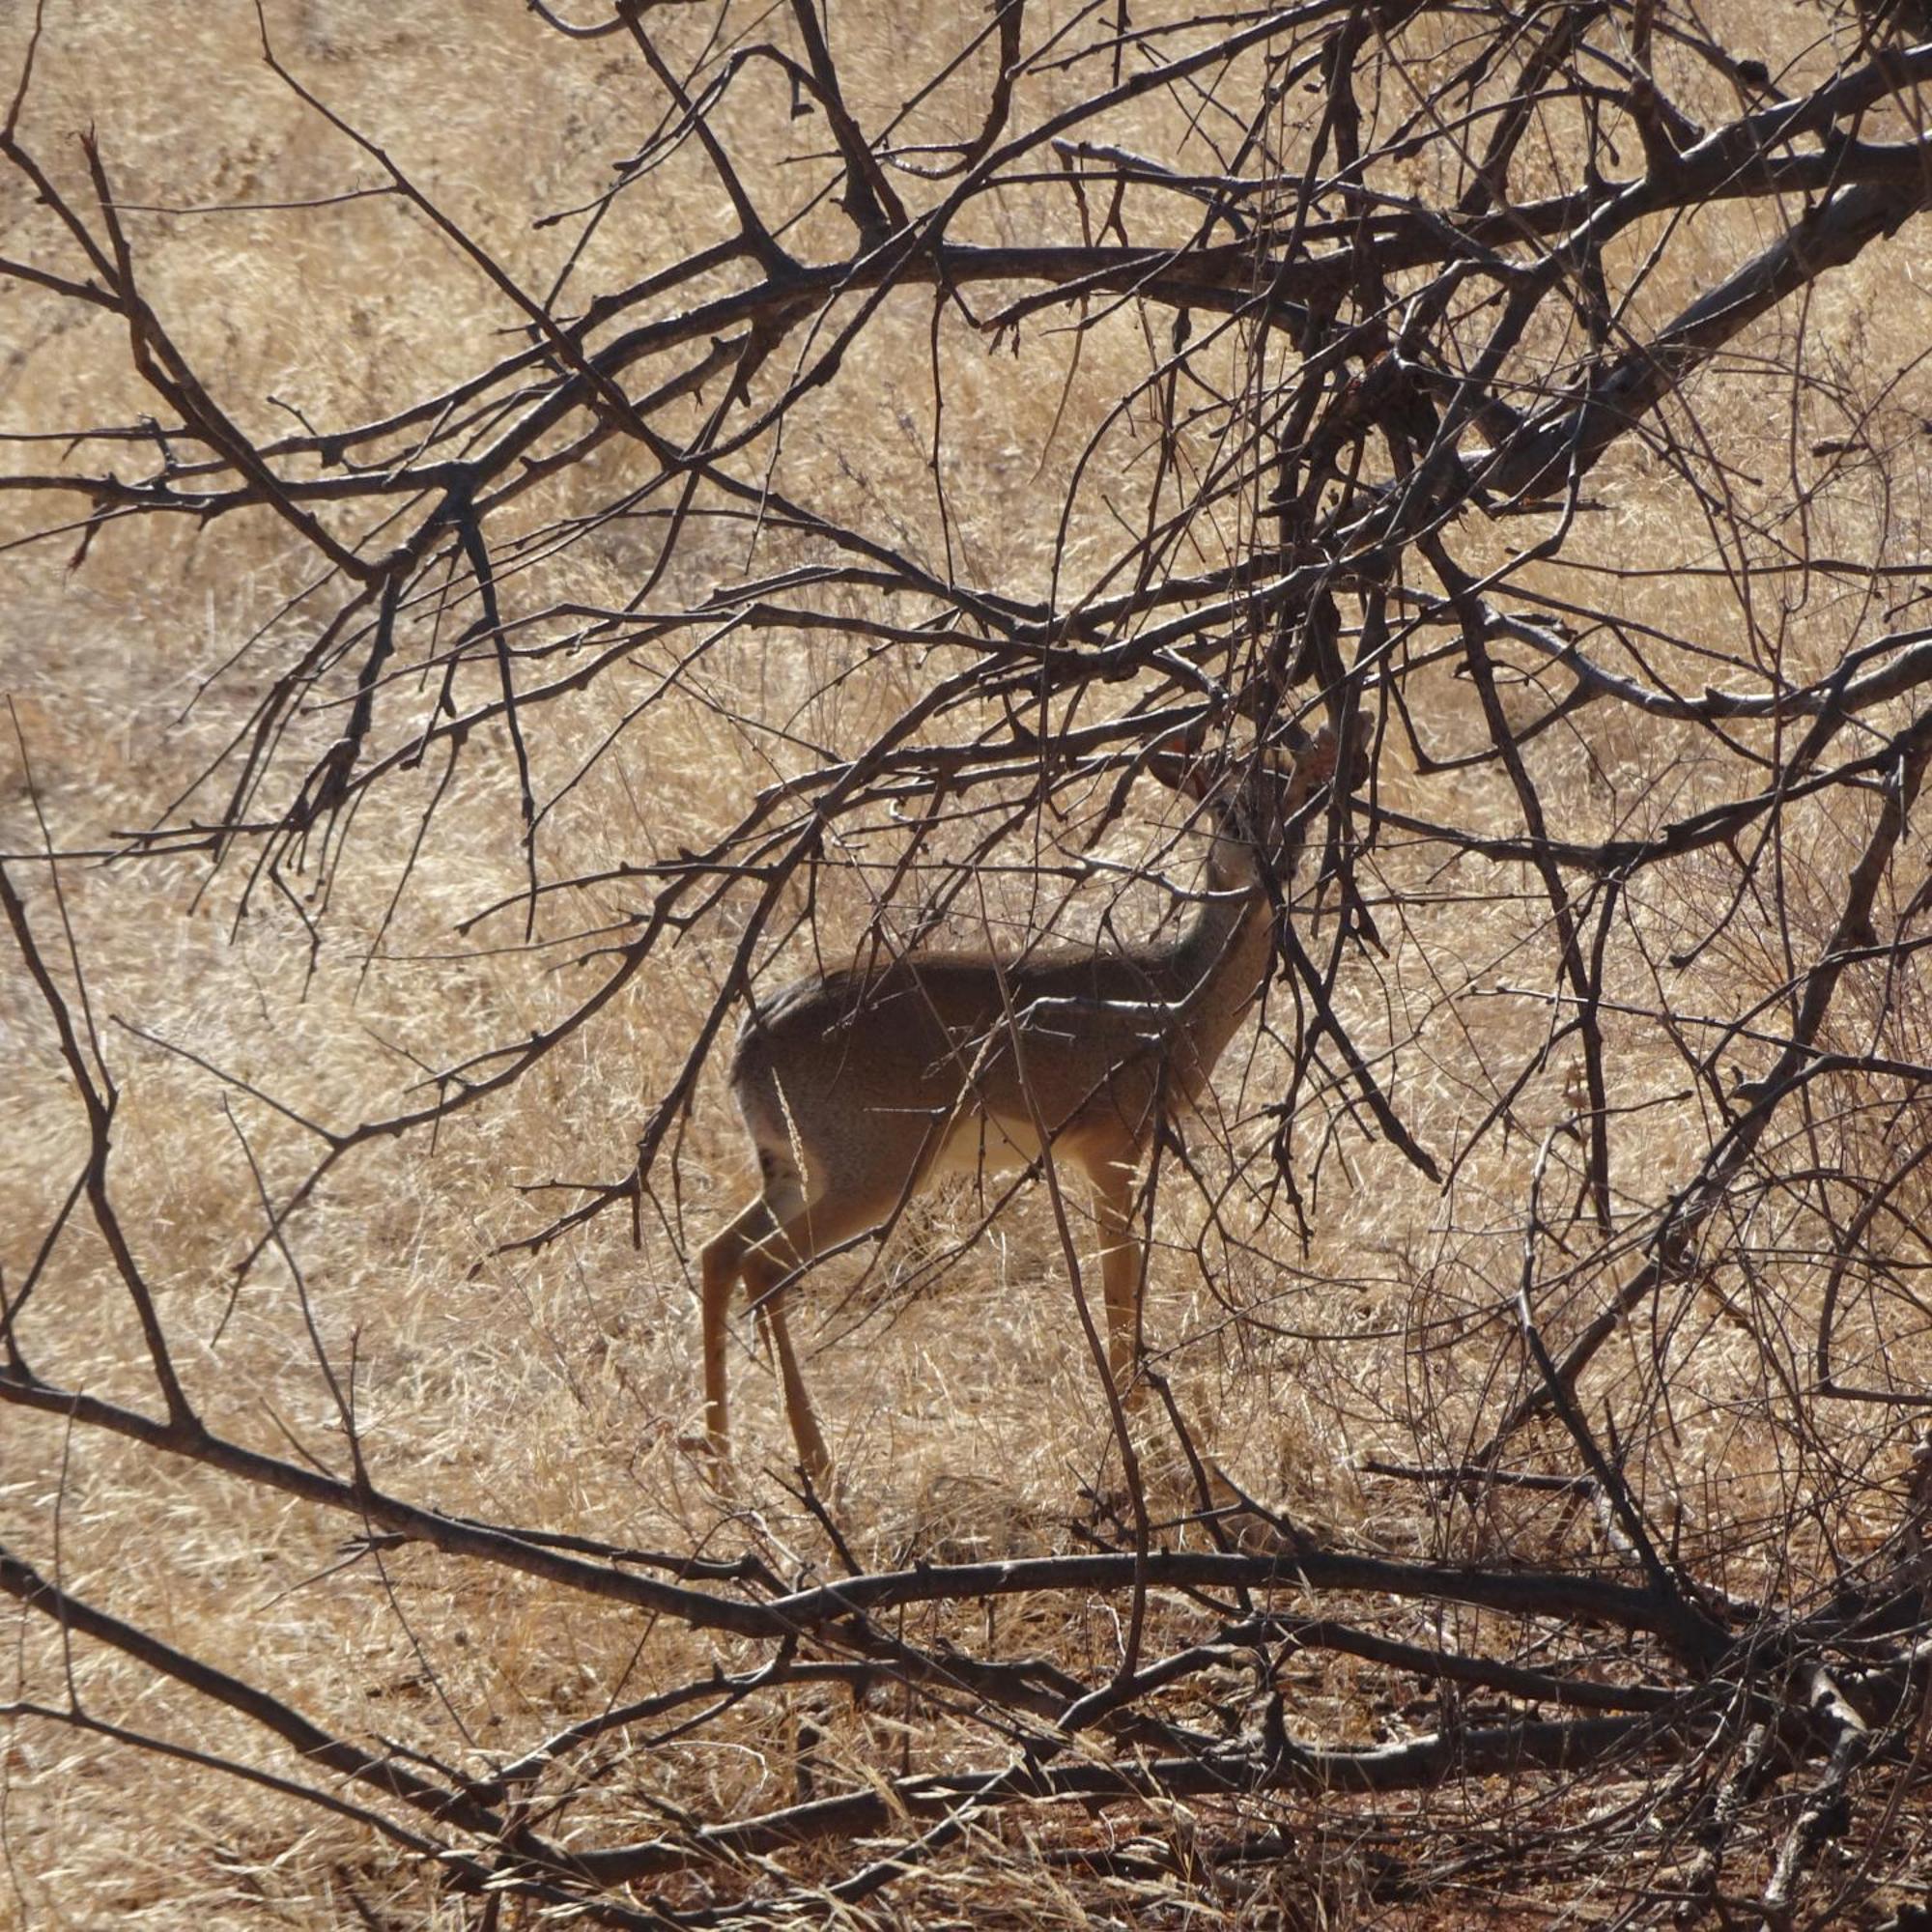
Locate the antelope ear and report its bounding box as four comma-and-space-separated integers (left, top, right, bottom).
1293, 712, 1371, 790
1143, 727, 1215, 801
1294, 730, 1342, 789
1146, 756, 1219, 804
1325, 710, 1374, 786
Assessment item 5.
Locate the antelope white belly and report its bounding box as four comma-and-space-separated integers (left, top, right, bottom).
926, 1107, 1048, 1177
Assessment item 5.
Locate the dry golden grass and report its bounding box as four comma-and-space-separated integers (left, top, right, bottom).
5, 0, 1932, 1925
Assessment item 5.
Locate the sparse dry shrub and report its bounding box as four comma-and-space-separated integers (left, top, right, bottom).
7, 0, 1932, 1926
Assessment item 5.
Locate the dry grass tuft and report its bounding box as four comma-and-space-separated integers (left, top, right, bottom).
6, 0, 1932, 1924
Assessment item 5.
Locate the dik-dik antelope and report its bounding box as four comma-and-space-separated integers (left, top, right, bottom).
697, 728, 1347, 1485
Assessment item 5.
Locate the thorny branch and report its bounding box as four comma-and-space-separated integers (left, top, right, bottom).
9, 0, 1932, 1922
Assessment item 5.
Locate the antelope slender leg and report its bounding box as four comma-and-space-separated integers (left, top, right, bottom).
759, 1289, 834, 1491
698, 1197, 781, 1461
1090, 1158, 1147, 1404
738, 1189, 880, 1487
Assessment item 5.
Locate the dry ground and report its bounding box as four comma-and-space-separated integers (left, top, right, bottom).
5, 1, 1932, 1926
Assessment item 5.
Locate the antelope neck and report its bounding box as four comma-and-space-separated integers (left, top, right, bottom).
1158, 843, 1274, 1043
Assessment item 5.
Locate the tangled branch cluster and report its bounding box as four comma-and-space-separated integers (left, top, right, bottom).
8, 0, 1932, 1921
